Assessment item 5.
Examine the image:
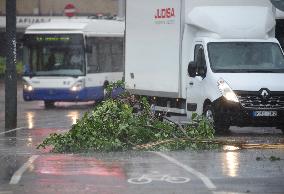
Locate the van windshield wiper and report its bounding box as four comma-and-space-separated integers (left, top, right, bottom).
242, 69, 277, 73
23, 72, 36, 78
44, 74, 79, 77
35, 74, 83, 77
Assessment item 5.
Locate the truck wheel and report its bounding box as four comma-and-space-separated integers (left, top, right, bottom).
203, 104, 230, 134
44, 101, 55, 108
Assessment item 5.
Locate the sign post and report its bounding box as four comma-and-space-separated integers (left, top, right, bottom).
5, 0, 17, 132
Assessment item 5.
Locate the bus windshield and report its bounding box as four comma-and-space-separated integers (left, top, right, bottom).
23, 34, 85, 77
207, 42, 284, 73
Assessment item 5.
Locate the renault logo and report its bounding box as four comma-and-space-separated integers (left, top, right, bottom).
261, 90, 268, 97
259, 88, 270, 100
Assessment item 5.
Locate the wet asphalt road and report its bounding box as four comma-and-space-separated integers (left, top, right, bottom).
0, 130, 283, 194
0, 81, 284, 194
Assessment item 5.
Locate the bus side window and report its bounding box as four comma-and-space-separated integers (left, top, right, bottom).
87, 37, 99, 73
87, 37, 124, 74
98, 39, 112, 72
111, 38, 124, 72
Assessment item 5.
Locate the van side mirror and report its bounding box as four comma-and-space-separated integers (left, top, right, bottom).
86, 45, 93, 53
187, 61, 196, 77
199, 65, 207, 79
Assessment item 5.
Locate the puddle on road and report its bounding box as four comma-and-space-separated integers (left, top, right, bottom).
222, 147, 240, 177
26, 112, 35, 129
221, 143, 284, 178
35, 155, 125, 177
223, 145, 240, 151
66, 111, 80, 125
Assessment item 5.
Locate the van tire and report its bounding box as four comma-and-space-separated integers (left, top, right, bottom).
203, 104, 230, 134
44, 101, 55, 108
279, 126, 284, 134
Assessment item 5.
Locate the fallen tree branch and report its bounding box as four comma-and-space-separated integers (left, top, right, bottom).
162, 116, 190, 138
143, 125, 178, 138
134, 137, 247, 150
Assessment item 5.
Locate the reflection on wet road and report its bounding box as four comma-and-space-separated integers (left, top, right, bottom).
222, 148, 239, 178
29, 154, 127, 194
66, 111, 80, 125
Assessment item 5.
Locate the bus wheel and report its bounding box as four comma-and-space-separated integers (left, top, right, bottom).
203, 104, 230, 135
44, 101, 55, 108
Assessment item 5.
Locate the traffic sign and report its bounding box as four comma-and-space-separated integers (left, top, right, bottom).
64, 3, 76, 17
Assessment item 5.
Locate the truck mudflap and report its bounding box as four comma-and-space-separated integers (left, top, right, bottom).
212, 97, 284, 127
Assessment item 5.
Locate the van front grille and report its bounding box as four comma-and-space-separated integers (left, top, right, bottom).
236, 91, 284, 110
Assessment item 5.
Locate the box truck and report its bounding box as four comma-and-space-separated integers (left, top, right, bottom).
125, 0, 284, 133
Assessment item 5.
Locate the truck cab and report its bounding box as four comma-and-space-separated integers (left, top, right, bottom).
182, 2, 284, 132
186, 38, 284, 132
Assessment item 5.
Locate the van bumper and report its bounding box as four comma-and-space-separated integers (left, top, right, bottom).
212, 97, 284, 127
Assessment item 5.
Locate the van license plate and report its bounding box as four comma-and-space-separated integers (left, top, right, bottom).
253, 111, 277, 117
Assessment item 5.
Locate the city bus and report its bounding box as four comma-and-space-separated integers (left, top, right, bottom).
22, 18, 125, 108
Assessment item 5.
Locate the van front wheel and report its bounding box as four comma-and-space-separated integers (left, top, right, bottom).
203, 104, 230, 134
279, 126, 284, 134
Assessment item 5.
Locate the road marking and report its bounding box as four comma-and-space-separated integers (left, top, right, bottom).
0, 127, 26, 136
212, 192, 248, 194
152, 151, 216, 190
9, 155, 39, 185
128, 171, 190, 184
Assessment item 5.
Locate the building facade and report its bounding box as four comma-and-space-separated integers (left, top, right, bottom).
0, 0, 123, 59
0, 0, 118, 16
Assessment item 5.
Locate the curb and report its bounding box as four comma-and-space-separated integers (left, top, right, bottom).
0, 127, 26, 136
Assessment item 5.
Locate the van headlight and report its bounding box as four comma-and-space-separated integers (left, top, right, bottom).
23, 80, 33, 92
217, 79, 239, 103
70, 80, 85, 92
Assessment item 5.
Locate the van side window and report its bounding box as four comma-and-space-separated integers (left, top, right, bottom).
87, 37, 124, 73
194, 44, 206, 76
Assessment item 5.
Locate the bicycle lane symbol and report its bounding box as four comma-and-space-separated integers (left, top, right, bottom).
127, 171, 190, 184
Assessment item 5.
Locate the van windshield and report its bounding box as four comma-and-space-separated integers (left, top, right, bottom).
22, 34, 85, 77
207, 42, 284, 73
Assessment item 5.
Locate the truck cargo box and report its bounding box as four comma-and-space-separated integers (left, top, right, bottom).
125, 0, 182, 98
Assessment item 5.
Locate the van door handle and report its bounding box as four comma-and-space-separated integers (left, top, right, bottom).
189, 82, 194, 86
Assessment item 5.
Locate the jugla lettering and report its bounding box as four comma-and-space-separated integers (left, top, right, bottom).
155, 8, 175, 19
